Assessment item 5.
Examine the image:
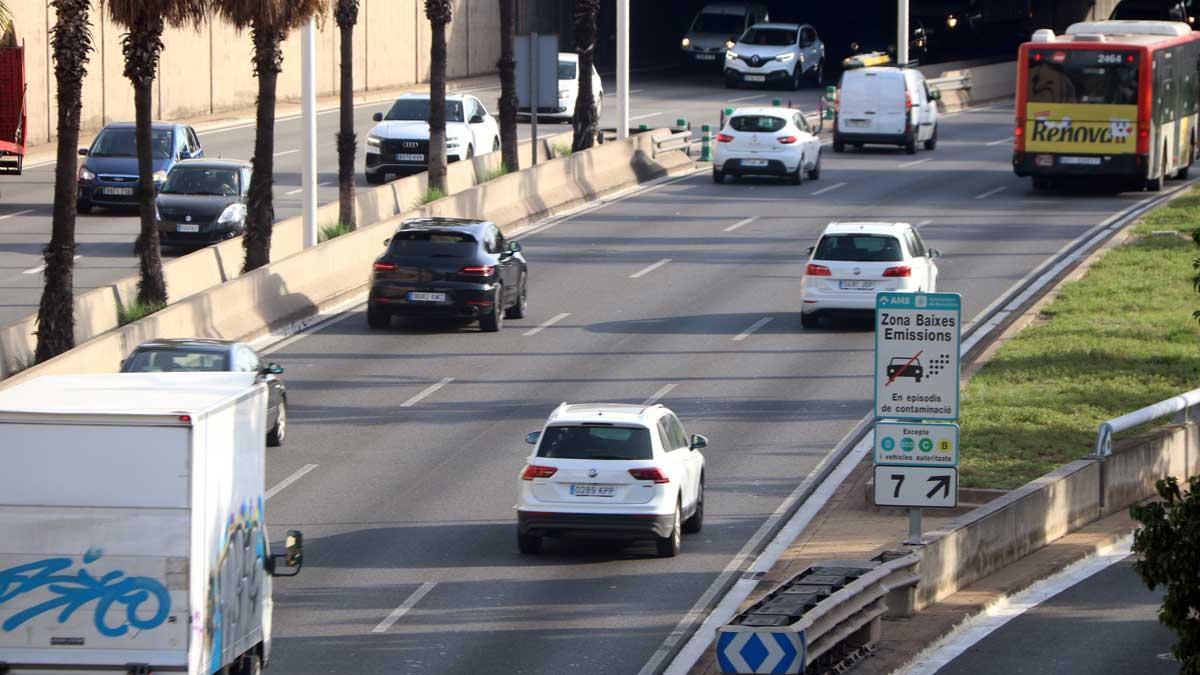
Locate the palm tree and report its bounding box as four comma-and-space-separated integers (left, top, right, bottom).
36, 0, 93, 363
334, 0, 358, 229
425, 0, 451, 193
108, 0, 207, 308
571, 0, 600, 153
211, 0, 327, 273
497, 0, 519, 172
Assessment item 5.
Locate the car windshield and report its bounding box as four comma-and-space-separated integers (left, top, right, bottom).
729, 115, 787, 132
814, 234, 904, 262
91, 128, 174, 159
692, 12, 744, 34
160, 167, 240, 196
536, 425, 654, 460
388, 230, 478, 257
558, 60, 577, 80
384, 99, 465, 123
124, 349, 229, 372
740, 27, 797, 46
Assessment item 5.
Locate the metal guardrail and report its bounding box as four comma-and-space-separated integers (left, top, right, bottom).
653, 129, 696, 158
928, 74, 972, 92
1094, 387, 1200, 457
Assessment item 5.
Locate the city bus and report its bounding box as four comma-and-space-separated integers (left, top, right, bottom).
1012, 20, 1200, 190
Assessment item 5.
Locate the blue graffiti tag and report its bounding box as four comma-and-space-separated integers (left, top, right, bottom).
0, 550, 171, 637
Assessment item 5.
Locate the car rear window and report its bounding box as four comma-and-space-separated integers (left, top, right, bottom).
388, 230, 478, 257
537, 425, 653, 460
730, 115, 786, 132
124, 349, 228, 372
814, 234, 904, 262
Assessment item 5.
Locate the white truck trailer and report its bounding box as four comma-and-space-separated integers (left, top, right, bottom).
0, 373, 303, 675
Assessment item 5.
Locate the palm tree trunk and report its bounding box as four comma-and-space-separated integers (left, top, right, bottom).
336, 2, 357, 229
497, 0, 519, 172
428, 19, 448, 192
36, 0, 92, 363
243, 24, 284, 273
124, 14, 167, 306
571, 0, 600, 153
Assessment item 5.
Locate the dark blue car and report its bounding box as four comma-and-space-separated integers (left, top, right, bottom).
76, 122, 204, 213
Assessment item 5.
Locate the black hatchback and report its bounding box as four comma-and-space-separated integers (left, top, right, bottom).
156, 159, 252, 249
367, 218, 528, 332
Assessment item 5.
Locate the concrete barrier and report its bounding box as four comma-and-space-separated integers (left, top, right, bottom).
919, 61, 1016, 113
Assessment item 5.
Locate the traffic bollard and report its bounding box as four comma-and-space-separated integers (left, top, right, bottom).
700, 124, 712, 162
772, 98, 782, 107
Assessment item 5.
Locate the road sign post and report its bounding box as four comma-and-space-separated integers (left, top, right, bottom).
515, 33, 558, 165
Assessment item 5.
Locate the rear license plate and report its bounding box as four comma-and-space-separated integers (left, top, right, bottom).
102, 187, 134, 196
745, 74, 766, 82
839, 280, 875, 290
1059, 156, 1101, 166
407, 292, 446, 302
1035, 154, 1054, 167
695, 54, 716, 61
176, 223, 200, 233
844, 119, 870, 128
396, 153, 425, 161
571, 484, 616, 497
742, 159, 769, 167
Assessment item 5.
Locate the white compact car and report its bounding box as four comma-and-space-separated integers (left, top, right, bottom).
516, 403, 707, 557
713, 106, 822, 184
365, 92, 500, 184
833, 66, 939, 154
519, 52, 603, 123
724, 23, 825, 90
800, 222, 941, 328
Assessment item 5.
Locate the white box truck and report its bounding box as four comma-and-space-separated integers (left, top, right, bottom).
0, 373, 303, 675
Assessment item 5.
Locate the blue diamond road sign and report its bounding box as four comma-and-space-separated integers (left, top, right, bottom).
717, 630, 806, 674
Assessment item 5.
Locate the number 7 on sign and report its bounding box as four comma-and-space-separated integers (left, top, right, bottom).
890, 473, 904, 498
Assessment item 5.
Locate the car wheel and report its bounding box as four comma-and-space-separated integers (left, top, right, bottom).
791, 65, 802, 91
480, 286, 503, 332
466, 145, 474, 159
808, 150, 821, 180
712, 169, 725, 184
493, 137, 501, 153
267, 400, 287, 447
517, 529, 542, 555
832, 135, 845, 153
800, 311, 819, 329
1032, 176, 1053, 191
1146, 174, 1164, 192
366, 172, 385, 185
656, 500, 682, 558
683, 478, 704, 534
366, 305, 390, 329
505, 272, 528, 319
810, 59, 824, 86
789, 159, 804, 185
76, 199, 93, 214
1178, 139, 1193, 179
905, 132, 918, 155
924, 124, 938, 151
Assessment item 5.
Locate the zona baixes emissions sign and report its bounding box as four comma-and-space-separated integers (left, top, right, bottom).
874, 292, 961, 421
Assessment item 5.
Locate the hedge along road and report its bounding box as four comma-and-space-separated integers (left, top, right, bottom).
0, 69, 805, 327
244, 100, 1188, 675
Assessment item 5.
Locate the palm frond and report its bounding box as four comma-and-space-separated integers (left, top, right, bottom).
211, 0, 328, 31
107, 0, 208, 29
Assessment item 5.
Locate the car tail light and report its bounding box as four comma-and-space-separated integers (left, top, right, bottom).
628, 467, 670, 483
716, 133, 735, 143
521, 465, 558, 480
373, 261, 397, 271
905, 91, 913, 133
460, 265, 495, 276
777, 135, 798, 144
805, 263, 831, 276
1137, 125, 1150, 155
883, 266, 912, 277
1014, 123, 1025, 152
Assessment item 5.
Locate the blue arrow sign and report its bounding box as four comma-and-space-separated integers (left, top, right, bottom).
717, 630, 806, 674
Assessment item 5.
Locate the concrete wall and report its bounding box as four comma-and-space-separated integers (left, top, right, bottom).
13, 0, 503, 147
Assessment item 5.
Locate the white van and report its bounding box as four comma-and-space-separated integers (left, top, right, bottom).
833, 67, 940, 154
680, 2, 770, 66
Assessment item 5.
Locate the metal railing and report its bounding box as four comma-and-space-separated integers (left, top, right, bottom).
653, 129, 696, 158
1094, 387, 1200, 457
928, 73, 972, 92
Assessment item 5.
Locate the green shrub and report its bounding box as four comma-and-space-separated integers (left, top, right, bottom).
480, 163, 511, 182
118, 300, 166, 326
416, 186, 448, 207
552, 142, 573, 158
319, 222, 354, 242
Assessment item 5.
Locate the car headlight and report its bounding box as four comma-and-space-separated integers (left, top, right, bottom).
947, 14, 958, 28
78, 166, 96, 181
726, 50, 738, 60
776, 52, 795, 62
681, 37, 691, 48
217, 202, 246, 225
154, 204, 162, 221
366, 135, 381, 152
725, 40, 735, 50
153, 170, 168, 184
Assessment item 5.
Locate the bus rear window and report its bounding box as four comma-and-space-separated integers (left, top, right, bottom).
1027, 51, 1139, 105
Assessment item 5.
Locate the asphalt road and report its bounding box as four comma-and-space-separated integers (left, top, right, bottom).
936, 557, 1178, 675
253, 100, 1172, 674
0, 68, 822, 327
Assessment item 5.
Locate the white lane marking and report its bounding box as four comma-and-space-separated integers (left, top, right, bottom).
629, 88, 645, 94
372, 582, 438, 634
274, 149, 300, 157
809, 181, 847, 196
265, 463, 318, 501
0, 208, 34, 221
630, 257, 671, 279
916, 219, 933, 227
401, 377, 454, 408
723, 216, 757, 232
901, 536, 1134, 674
284, 181, 331, 196
23, 255, 81, 275
899, 158, 932, 168
975, 186, 1007, 200
643, 384, 676, 406
732, 316, 772, 342
986, 136, 1014, 146
729, 94, 765, 102
523, 312, 570, 337
630, 112, 662, 122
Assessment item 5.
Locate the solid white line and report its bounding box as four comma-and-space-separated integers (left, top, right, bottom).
643, 384, 677, 406
23, 255, 80, 275
630, 112, 662, 122
285, 187, 303, 196
630, 257, 671, 279
371, 582, 438, 634
629, 88, 645, 94
265, 463, 318, 501
0, 208, 34, 221
809, 181, 847, 196
401, 377, 454, 408
901, 536, 1134, 674
732, 316, 772, 342
274, 149, 300, 157
899, 158, 932, 168
723, 216, 757, 232
523, 312, 570, 337
975, 186, 1007, 200
729, 94, 765, 103
986, 136, 1014, 146
916, 218, 933, 227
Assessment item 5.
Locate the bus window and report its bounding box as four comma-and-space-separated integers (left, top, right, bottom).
1028, 51, 1139, 105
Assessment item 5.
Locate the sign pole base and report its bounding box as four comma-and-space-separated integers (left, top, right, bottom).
903, 507, 925, 545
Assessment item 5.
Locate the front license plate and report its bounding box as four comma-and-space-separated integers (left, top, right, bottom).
408, 292, 446, 302
176, 223, 200, 233
839, 280, 875, 290
102, 187, 134, 196
695, 54, 716, 61
571, 484, 616, 497
745, 74, 766, 82
396, 153, 425, 161
742, 159, 769, 167
844, 119, 870, 128
1059, 156, 1101, 166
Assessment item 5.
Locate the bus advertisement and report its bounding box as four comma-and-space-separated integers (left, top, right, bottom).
1013, 20, 1200, 191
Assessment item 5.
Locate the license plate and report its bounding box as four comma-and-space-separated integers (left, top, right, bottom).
1059, 156, 1102, 166
176, 223, 200, 233
571, 484, 616, 497
845, 119, 870, 128
396, 153, 425, 161
102, 187, 134, 196
695, 54, 716, 61
408, 292, 446, 302
839, 280, 875, 290
745, 74, 766, 82
741, 159, 769, 167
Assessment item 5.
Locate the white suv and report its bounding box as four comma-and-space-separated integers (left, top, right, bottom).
516, 403, 707, 557
724, 23, 825, 90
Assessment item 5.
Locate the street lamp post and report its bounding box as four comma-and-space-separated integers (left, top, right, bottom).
897, 0, 909, 66
616, 0, 630, 140
301, 18, 318, 249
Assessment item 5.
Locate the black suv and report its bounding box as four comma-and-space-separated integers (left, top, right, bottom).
368, 218, 529, 332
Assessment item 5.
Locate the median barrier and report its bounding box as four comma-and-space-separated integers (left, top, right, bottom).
919, 60, 1015, 112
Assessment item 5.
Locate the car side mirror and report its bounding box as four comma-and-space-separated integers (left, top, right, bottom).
525, 431, 541, 445
470, 114, 485, 124
929, 88, 941, 101
383, 237, 391, 246
263, 363, 284, 375
690, 434, 708, 450
373, 112, 384, 122
78, 148, 89, 156
268, 530, 303, 577
806, 245, 815, 254
508, 241, 522, 253
928, 248, 942, 259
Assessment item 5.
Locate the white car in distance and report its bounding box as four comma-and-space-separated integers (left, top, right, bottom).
519, 53, 603, 123
713, 107, 822, 184
364, 92, 500, 184
516, 403, 707, 558
724, 23, 825, 90
800, 222, 941, 328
